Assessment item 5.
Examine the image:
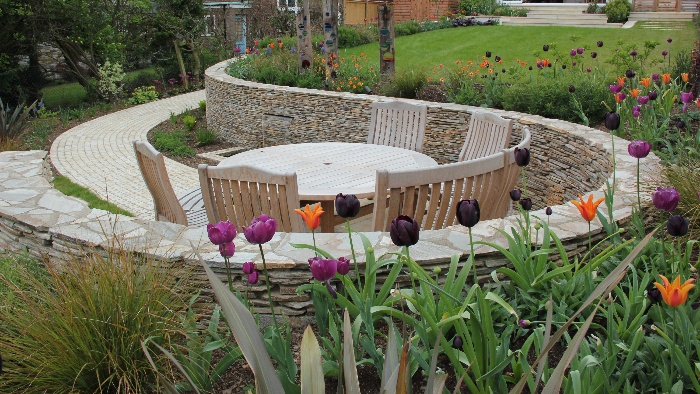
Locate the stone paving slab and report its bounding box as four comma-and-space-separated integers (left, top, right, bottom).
50, 91, 206, 220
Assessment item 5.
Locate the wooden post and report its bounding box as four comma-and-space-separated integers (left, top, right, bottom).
378, 4, 395, 79
296, 0, 313, 72
323, 0, 339, 83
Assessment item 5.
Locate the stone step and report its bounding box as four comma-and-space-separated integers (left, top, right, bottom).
525, 10, 607, 18
501, 17, 621, 26
629, 11, 695, 19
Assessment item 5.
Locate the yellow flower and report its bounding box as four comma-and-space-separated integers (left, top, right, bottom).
571, 194, 605, 222
295, 203, 324, 231
654, 275, 695, 307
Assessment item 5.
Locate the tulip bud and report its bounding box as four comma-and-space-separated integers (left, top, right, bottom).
519, 198, 533, 211
337, 257, 350, 275
510, 189, 522, 202
248, 270, 259, 285
433, 267, 442, 275
649, 91, 658, 100
570, 49, 576, 57
667, 215, 689, 237
569, 85, 575, 93
562, 64, 567, 70
543, 44, 549, 51
219, 242, 235, 258
485, 51, 492, 57
534, 223, 542, 230
648, 287, 663, 304
326, 281, 337, 298
667, 37, 673, 43
456, 199, 480, 228
546, 206, 553, 216
390, 215, 420, 247
597, 40, 604, 47
626, 69, 636, 79
676, 119, 686, 129
604, 111, 620, 131
518, 319, 531, 328
452, 335, 463, 348
242, 261, 255, 275
514, 147, 530, 167
335, 193, 361, 218
591, 52, 597, 59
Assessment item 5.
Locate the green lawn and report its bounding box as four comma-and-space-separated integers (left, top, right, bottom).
341, 23, 696, 73
52, 176, 133, 216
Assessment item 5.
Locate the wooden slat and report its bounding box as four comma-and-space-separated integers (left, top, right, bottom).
367, 101, 427, 153
459, 112, 513, 162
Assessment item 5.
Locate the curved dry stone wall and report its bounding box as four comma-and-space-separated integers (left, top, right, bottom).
0, 61, 662, 323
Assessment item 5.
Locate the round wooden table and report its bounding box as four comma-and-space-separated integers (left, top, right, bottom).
220, 142, 438, 232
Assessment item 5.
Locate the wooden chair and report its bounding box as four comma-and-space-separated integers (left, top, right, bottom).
459, 112, 513, 161
372, 127, 531, 231
367, 101, 427, 152
133, 140, 207, 226
198, 163, 305, 233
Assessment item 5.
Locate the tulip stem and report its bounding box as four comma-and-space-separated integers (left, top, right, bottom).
346, 218, 361, 293
259, 243, 280, 332
521, 168, 528, 198
637, 159, 642, 213
587, 221, 592, 260
671, 307, 678, 384
225, 257, 234, 293
312, 230, 318, 257
469, 227, 478, 286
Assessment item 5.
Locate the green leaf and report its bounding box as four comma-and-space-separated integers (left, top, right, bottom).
344, 309, 362, 394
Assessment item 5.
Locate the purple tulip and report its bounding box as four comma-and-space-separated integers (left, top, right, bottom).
667, 215, 689, 237
662, 50, 668, 57
597, 40, 604, 47
453, 335, 463, 348
543, 44, 549, 51
336, 257, 350, 275
336, 193, 360, 218
485, 51, 492, 58
546, 206, 553, 216
248, 270, 259, 284
638, 95, 649, 105
570, 49, 577, 57
219, 242, 235, 258
562, 64, 567, 70
510, 189, 522, 202
628, 140, 651, 158
233, 47, 241, 54
676, 119, 686, 129
610, 84, 623, 94
456, 199, 480, 228
326, 281, 337, 298
652, 73, 660, 81
587, 68, 592, 73
667, 37, 673, 43
630, 50, 637, 58
577, 47, 584, 55
569, 85, 576, 93
648, 287, 663, 304
605, 111, 621, 130
519, 198, 533, 211
390, 215, 420, 247
632, 106, 641, 118
207, 221, 237, 245
244, 215, 277, 244
309, 257, 338, 281
495, 56, 501, 62
626, 70, 636, 79
649, 91, 658, 100
591, 52, 597, 59
242, 261, 255, 275
698, 191, 700, 202
514, 147, 530, 167
681, 91, 694, 104
572, 61, 577, 66
618, 93, 627, 102
652, 187, 680, 212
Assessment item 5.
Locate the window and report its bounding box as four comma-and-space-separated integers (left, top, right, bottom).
277, 0, 299, 12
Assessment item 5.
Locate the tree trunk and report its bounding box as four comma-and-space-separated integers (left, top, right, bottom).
173, 39, 189, 89
53, 37, 99, 89
189, 41, 202, 85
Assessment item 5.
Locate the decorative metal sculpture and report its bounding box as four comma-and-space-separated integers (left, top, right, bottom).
378, 4, 395, 79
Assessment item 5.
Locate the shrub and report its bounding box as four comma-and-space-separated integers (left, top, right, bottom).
96, 60, 126, 101
501, 76, 612, 123
605, 0, 631, 23
394, 20, 423, 36
664, 157, 700, 238
0, 98, 36, 143
379, 70, 426, 99
0, 250, 193, 393
195, 128, 218, 146
494, 5, 528, 16
338, 25, 376, 48
199, 100, 207, 112
153, 130, 196, 157
123, 68, 160, 93
460, 0, 498, 15
128, 86, 160, 105
182, 114, 197, 131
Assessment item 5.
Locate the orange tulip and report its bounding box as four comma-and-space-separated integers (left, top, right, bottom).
571, 194, 605, 222
617, 76, 625, 87
696, 98, 700, 108
542, 59, 550, 67
681, 73, 689, 83
640, 77, 651, 88
295, 203, 324, 231
653, 275, 695, 307
629, 88, 640, 98
662, 73, 671, 84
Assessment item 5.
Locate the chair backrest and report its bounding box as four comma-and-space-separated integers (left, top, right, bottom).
367, 101, 427, 152
459, 112, 513, 161
133, 140, 188, 225
198, 163, 304, 233
372, 127, 531, 232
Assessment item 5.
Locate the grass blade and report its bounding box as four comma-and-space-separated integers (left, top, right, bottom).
344, 309, 361, 394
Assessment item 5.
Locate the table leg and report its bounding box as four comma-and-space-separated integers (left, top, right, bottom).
320, 200, 335, 233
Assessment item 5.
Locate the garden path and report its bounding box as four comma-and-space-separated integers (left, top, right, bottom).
50, 90, 205, 220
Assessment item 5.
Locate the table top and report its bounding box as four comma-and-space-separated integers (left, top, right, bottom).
220, 142, 438, 200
